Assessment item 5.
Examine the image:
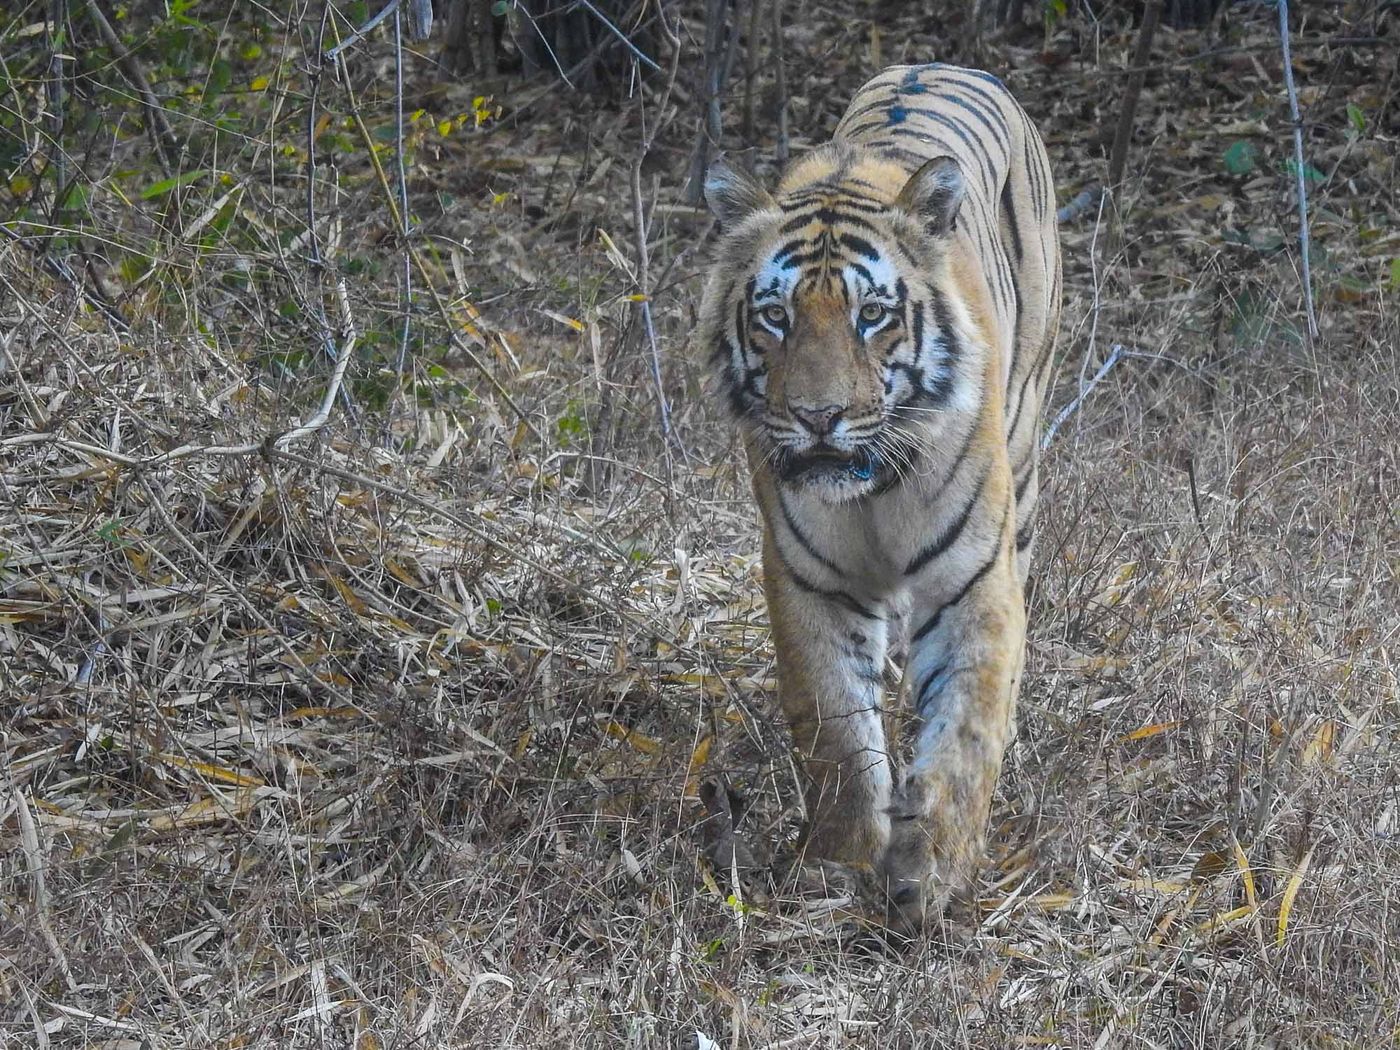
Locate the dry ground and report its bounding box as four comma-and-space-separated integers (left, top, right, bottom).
2, 2, 1398, 1047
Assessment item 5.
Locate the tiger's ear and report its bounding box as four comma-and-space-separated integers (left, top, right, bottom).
896, 156, 965, 238
704, 156, 775, 229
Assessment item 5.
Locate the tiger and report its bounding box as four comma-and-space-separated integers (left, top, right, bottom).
697, 62, 1061, 926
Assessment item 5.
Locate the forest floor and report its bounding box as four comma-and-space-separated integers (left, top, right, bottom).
2, 2, 1398, 1047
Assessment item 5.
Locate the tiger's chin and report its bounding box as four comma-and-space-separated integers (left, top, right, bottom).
773, 445, 885, 502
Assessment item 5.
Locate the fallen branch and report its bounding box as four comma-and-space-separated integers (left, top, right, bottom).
1041, 345, 1124, 449
1056, 183, 1103, 224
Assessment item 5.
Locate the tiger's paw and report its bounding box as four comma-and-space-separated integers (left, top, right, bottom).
878, 848, 948, 932
776, 855, 873, 902
878, 794, 962, 932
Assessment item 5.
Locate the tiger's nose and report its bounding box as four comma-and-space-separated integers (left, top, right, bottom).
789, 402, 845, 437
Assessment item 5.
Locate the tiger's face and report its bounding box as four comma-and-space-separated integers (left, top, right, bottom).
700, 150, 973, 501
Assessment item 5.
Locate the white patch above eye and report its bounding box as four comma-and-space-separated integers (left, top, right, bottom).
753, 253, 799, 304
843, 257, 900, 330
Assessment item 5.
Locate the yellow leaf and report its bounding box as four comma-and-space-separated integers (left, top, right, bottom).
158, 754, 264, 787
437, 120, 452, 137
661, 673, 730, 697
1121, 720, 1183, 742
699, 863, 722, 899
688, 735, 713, 775
684, 735, 713, 798
1231, 836, 1257, 909
327, 573, 368, 615
1121, 877, 1188, 895
148, 788, 262, 830
283, 706, 362, 721
1194, 904, 1255, 936
1301, 720, 1335, 767
603, 720, 660, 755
249, 75, 270, 91
539, 309, 585, 333
1276, 848, 1313, 947
384, 559, 420, 586
1191, 850, 1230, 882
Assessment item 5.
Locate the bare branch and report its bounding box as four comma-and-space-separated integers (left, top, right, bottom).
1277, 0, 1320, 343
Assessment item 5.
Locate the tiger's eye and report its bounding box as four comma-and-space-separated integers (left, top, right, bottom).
761, 305, 788, 327
859, 302, 887, 324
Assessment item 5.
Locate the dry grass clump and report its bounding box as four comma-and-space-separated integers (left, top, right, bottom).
3, 1, 1399, 1047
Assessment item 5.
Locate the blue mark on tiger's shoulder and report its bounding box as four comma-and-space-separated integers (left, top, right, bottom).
888, 105, 907, 124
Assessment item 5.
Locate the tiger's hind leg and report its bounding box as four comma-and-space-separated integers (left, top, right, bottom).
763, 538, 893, 866
880, 537, 1024, 927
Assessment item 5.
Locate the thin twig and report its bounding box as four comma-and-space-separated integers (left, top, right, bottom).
770, 0, 789, 162
141, 479, 356, 707
82, 0, 178, 174
631, 13, 686, 460
576, 0, 661, 71
1041, 345, 1125, 449
338, 80, 545, 442
685, 0, 733, 203
324, 0, 402, 60
392, 7, 415, 403
1106, 0, 1163, 196
1, 275, 356, 465
10, 785, 79, 992
1277, 0, 1320, 343
305, 7, 356, 416
741, 0, 764, 143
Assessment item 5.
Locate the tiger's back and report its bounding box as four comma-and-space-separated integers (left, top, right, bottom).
833, 63, 1061, 574
698, 63, 1061, 926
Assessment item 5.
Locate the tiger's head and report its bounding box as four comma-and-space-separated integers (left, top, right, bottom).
697, 145, 983, 501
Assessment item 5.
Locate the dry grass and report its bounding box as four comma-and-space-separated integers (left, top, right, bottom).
2, 2, 1398, 1047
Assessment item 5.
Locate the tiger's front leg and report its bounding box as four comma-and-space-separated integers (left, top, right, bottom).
762, 534, 893, 866
881, 532, 1025, 927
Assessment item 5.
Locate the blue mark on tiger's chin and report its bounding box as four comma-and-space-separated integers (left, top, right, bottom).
773, 445, 883, 497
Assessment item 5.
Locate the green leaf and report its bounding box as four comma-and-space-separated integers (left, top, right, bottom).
1389, 258, 1400, 291
347, 0, 369, 25
56, 182, 89, 214
492, 0, 509, 14
1222, 140, 1257, 176
140, 169, 210, 199
208, 58, 232, 96
1346, 103, 1366, 134
1285, 158, 1325, 186
169, 0, 203, 26
95, 520, 131, 547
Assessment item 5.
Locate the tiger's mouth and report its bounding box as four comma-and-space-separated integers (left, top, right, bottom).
775, 444, 881, 485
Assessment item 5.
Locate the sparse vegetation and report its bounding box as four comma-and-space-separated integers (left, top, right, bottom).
1, 1, 1397, 1047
